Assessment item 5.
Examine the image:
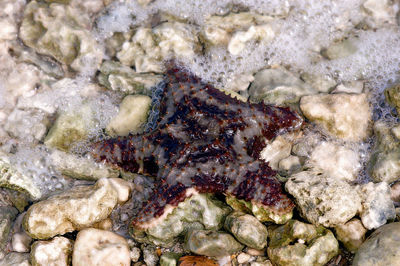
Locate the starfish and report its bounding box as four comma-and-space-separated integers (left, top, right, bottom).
92, 62, 303, 228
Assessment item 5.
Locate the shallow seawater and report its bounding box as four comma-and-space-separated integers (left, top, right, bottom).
0, 0, 399, 260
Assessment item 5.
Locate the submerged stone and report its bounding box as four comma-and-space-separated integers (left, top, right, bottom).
267, 220, 338, 266
30, 236, 73, 266
185, 229, 244, 257
130, 192, 231, 247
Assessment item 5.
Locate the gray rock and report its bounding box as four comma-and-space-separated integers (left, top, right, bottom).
353, 222, 400, 266
249, 68, 317, 107
0, 206, 18, 256
185, 229, 244, 257
224, 212, 268, 249
358, 182, 395, 230
267, 220, 338, 266
0, 252, 30, 266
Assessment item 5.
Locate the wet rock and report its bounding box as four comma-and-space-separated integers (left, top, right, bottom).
118, 22, 200, 72
130, 192, 231, 247
278, 155, 302, 176
224, 211, 268, 250
0, 158, 42, 200
30, 236, 73, 266
358, 182, 395, 230
300, 93, 371, 142
385, 84, 400, 114
160, 252, 182, 266
142, 245, 159, 266
225, 195, 292, 224
225, 73, 254, 93
50, 150, 119, 181
130, 247, 141, 263
321, 39, 357, 60
362, 0, 397, 27
300, 73, 336, 93
306, 141, 361, 182
98, 60, 162, 95
228, 24, 274, 55
260, 135, 292, 170
72, 228, 130, 266
249, 67, 317, 107
106, 95, 152, 136
203, 12, 275, 49
334, 218, 367, 253
250, 257, 273, 266
44, 104, 96, 152
23, 178, 131, 239
331, 80, 364, 94
12, 232, 32, 253
236, 252, 252, 264
20, 1, 103, 72
267, 220, 338, 266
185, 229, 244, 257
353, 222, 400, 266
0, 252, 30, 266
285, 170, 361, 227
369, 121, 400, 183
4, 108, 50, 143
390, 181, 400, 203
0, 206, 18, 256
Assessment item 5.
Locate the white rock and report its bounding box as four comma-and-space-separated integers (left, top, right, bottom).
154, 21, 200, 60
30, 236, 73, 266
260, 135, 292, 170
237, 253, 252, 264
286, 170, 362, 227
225, 73, 254, 92
228, 24, 274, 55
72, 228, 130, 266
307, 141, 361, 182
106, 95, 151, 136
300, 93, 371, 142
12, 232, 31, 253
334, 218, 367, 253
358, 182, 396, 230
117, 27, 162, 72
23, 178, 131, 239
0, 18, 17, 41
362, 0, 397, 27
130, 247, 141, 262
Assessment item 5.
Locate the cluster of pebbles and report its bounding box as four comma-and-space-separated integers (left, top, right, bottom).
1, 0, 400, 265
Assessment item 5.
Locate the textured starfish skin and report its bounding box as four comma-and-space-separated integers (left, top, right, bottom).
92, 63, 303, 228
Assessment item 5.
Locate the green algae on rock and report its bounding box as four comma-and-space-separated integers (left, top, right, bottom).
267, 220, 339, 266
130, 192, 231, 247
224, 211, 268, 250
185, 229, 244, 257
225, 195, 293, 224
